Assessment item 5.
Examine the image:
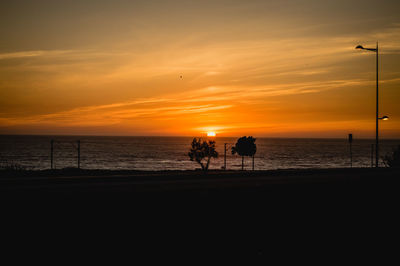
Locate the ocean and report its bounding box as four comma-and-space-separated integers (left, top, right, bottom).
0, 135, 399, 171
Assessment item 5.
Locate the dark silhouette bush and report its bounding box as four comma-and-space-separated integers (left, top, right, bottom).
383, 145, 400, 168
232, 136, 257, 170
188, 138, 218, 171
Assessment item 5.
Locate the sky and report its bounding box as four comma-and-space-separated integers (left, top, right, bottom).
1, 0, 400, 138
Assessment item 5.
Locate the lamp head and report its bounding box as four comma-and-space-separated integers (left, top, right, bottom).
355, 45, 364, 49
381, 116, 389, 121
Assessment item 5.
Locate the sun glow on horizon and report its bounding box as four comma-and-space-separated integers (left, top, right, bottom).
207, 131, 216, 137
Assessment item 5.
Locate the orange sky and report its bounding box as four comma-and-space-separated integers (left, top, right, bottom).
1, 0, 400, 138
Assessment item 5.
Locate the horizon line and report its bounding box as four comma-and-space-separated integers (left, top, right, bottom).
1, 133, 400, 140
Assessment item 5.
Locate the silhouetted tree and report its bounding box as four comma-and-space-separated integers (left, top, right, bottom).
383, 145, 400, 168
232, 136, 257, 170
188, 138, 218, 171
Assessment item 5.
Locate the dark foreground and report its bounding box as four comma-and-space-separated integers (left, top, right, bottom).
1, 167, 399, 199
1, 168, 399, 260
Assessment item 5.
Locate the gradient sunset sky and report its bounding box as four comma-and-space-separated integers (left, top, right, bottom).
1, 0, 399, 137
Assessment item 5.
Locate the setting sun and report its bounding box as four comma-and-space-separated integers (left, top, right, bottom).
207, 132, 216, 137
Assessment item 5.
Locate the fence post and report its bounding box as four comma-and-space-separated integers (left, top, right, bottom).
77, 140, 81, 169
51, 139, 54, 170
371, 144, 374, 168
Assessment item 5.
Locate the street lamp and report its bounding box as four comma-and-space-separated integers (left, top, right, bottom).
356, 42, 381, 167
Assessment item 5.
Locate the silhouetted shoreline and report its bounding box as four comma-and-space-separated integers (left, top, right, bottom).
2, 135, 399, 170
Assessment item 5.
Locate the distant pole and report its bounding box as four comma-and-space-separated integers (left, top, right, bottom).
348, 134, 353, 168
355, 43, 380, 167
77, 140, 81, 169
252, 155, 255, 171
51, 139, 54, 170
224, 143, 227, 170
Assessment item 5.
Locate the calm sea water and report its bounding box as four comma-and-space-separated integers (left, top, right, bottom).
0, 135, 399, 171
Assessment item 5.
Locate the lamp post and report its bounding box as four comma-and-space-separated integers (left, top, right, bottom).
356, 42, 381, 167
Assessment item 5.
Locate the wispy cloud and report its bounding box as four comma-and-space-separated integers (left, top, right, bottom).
0, 96, 234, 127
0, 70, 390, 128
0, 50, 77, 60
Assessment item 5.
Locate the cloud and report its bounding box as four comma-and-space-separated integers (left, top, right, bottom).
0, 94, 234, 127
0, 50, 77, 60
